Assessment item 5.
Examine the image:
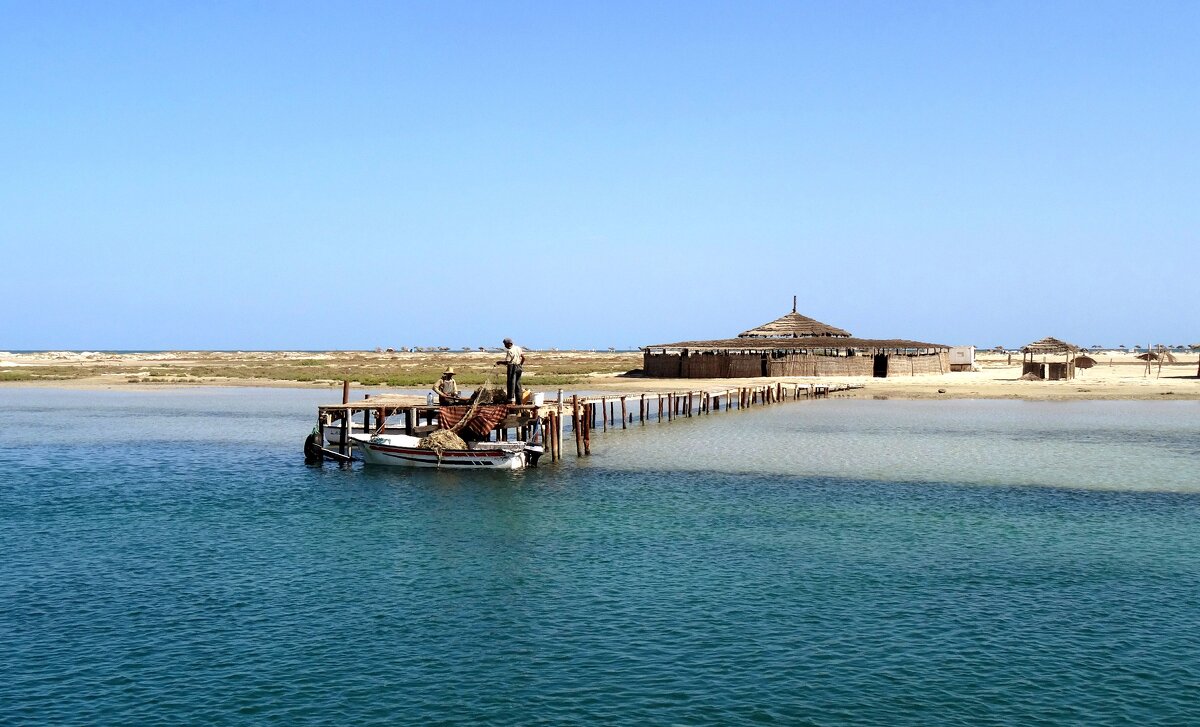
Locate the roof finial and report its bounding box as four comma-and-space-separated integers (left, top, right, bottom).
792, 295, 797, 313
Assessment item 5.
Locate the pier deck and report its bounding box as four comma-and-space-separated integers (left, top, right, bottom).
314, 381, 864, 463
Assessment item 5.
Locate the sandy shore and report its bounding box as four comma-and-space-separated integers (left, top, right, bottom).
2, 350, 1197, 400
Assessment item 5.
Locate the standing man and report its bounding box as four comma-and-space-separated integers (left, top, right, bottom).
495, 337, 525, 403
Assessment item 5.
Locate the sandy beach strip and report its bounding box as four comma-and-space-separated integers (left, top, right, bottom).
1, 350, 1197, 401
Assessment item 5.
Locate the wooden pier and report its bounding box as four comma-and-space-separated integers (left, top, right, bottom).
312, 379, 863, 464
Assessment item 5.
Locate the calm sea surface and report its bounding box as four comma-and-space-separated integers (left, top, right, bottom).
2, 388, 1198, 726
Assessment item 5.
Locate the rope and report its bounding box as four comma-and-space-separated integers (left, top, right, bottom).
417, 371, 500, 458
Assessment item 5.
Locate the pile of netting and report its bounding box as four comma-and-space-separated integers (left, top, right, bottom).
417, 428, 467, 453
416, 375, 499, 456
474, 386, 510, 404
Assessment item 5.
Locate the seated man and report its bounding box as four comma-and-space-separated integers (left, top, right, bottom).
433, 368, 467, 405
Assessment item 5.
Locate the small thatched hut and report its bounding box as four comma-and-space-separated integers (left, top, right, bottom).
1021, 337, 1080, 380
642, 301, 949, 378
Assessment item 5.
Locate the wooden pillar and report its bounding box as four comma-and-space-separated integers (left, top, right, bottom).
640, 394, 646, 424
552, 413, 560, 461
572, 395, 583, 457
583, 405, 591, 455
556, 389, 564, 460
609, 400, 615, 427
601, 397, 608, 432
339, 407, 350, 457
620, 397, 627, 429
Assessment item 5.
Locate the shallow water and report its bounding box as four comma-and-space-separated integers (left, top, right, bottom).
2, 388, 1198, 725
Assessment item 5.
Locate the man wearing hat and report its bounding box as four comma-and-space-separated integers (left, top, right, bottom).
433, 367, 465, 405
495, 338, 525, 404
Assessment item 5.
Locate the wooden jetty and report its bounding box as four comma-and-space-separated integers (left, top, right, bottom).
312, 379, 863, 464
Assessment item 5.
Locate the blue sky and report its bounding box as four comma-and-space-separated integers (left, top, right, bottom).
2, 1, 1196, 350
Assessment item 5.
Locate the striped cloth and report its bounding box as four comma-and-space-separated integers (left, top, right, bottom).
438, 405, 510, 437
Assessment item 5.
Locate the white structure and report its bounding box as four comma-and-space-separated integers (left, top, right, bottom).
948, 346, 975, 371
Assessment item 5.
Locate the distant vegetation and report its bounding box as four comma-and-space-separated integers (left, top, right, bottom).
1, 352, 643, 387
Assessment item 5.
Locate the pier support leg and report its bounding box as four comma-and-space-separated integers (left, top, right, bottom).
573, 396, 582, 457
339, 408, 350, 458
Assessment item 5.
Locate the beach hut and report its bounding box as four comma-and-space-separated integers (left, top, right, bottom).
1021, 337, 1080, 380
642, 299, 949, 378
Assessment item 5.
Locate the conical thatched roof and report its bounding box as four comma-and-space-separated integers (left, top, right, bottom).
1022, 336, 1080, 354
738, 311, 851, 338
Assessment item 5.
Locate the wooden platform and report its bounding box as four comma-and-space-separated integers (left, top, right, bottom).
313, 381, 864, 463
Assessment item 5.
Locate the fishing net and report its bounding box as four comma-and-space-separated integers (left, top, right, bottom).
474, 386, 510, 404
417, 428, 467, 453
416, 372, 499, 456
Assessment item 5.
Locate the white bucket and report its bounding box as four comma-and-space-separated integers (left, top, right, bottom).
532, 392, 545, 406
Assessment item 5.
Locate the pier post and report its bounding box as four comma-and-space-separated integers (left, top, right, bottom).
583, 405, 592, 455
339, 408, 350, 458
620, 397, 627, 429
553, 413, 560, 461
556, 390, 564, 460
572, 396, 582, 457
601, 398, 608, 432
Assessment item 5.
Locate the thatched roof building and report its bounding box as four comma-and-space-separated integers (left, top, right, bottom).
1021, 337, 1080, 380
1021, 337, 1080, 355
642, 301, 948, 378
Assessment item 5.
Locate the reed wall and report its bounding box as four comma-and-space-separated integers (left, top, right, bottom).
888, 351, 949, 376
644, 349, 947, 378
643, 352, 681, 377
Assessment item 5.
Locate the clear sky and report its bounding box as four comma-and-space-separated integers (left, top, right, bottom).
2, 1, 1196, 350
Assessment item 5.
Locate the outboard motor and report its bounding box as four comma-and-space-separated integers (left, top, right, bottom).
523, 445, 544, 468
303, 431, 325, 464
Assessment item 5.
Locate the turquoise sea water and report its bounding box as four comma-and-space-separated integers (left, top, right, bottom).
2, 388, 1199, 726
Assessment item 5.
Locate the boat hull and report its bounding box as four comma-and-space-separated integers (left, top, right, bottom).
325, 424, 409, 445
349, 434, 532, 470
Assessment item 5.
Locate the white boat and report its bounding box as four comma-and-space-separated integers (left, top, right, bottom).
349, 433, 543, 470
324, 422, 412, 445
